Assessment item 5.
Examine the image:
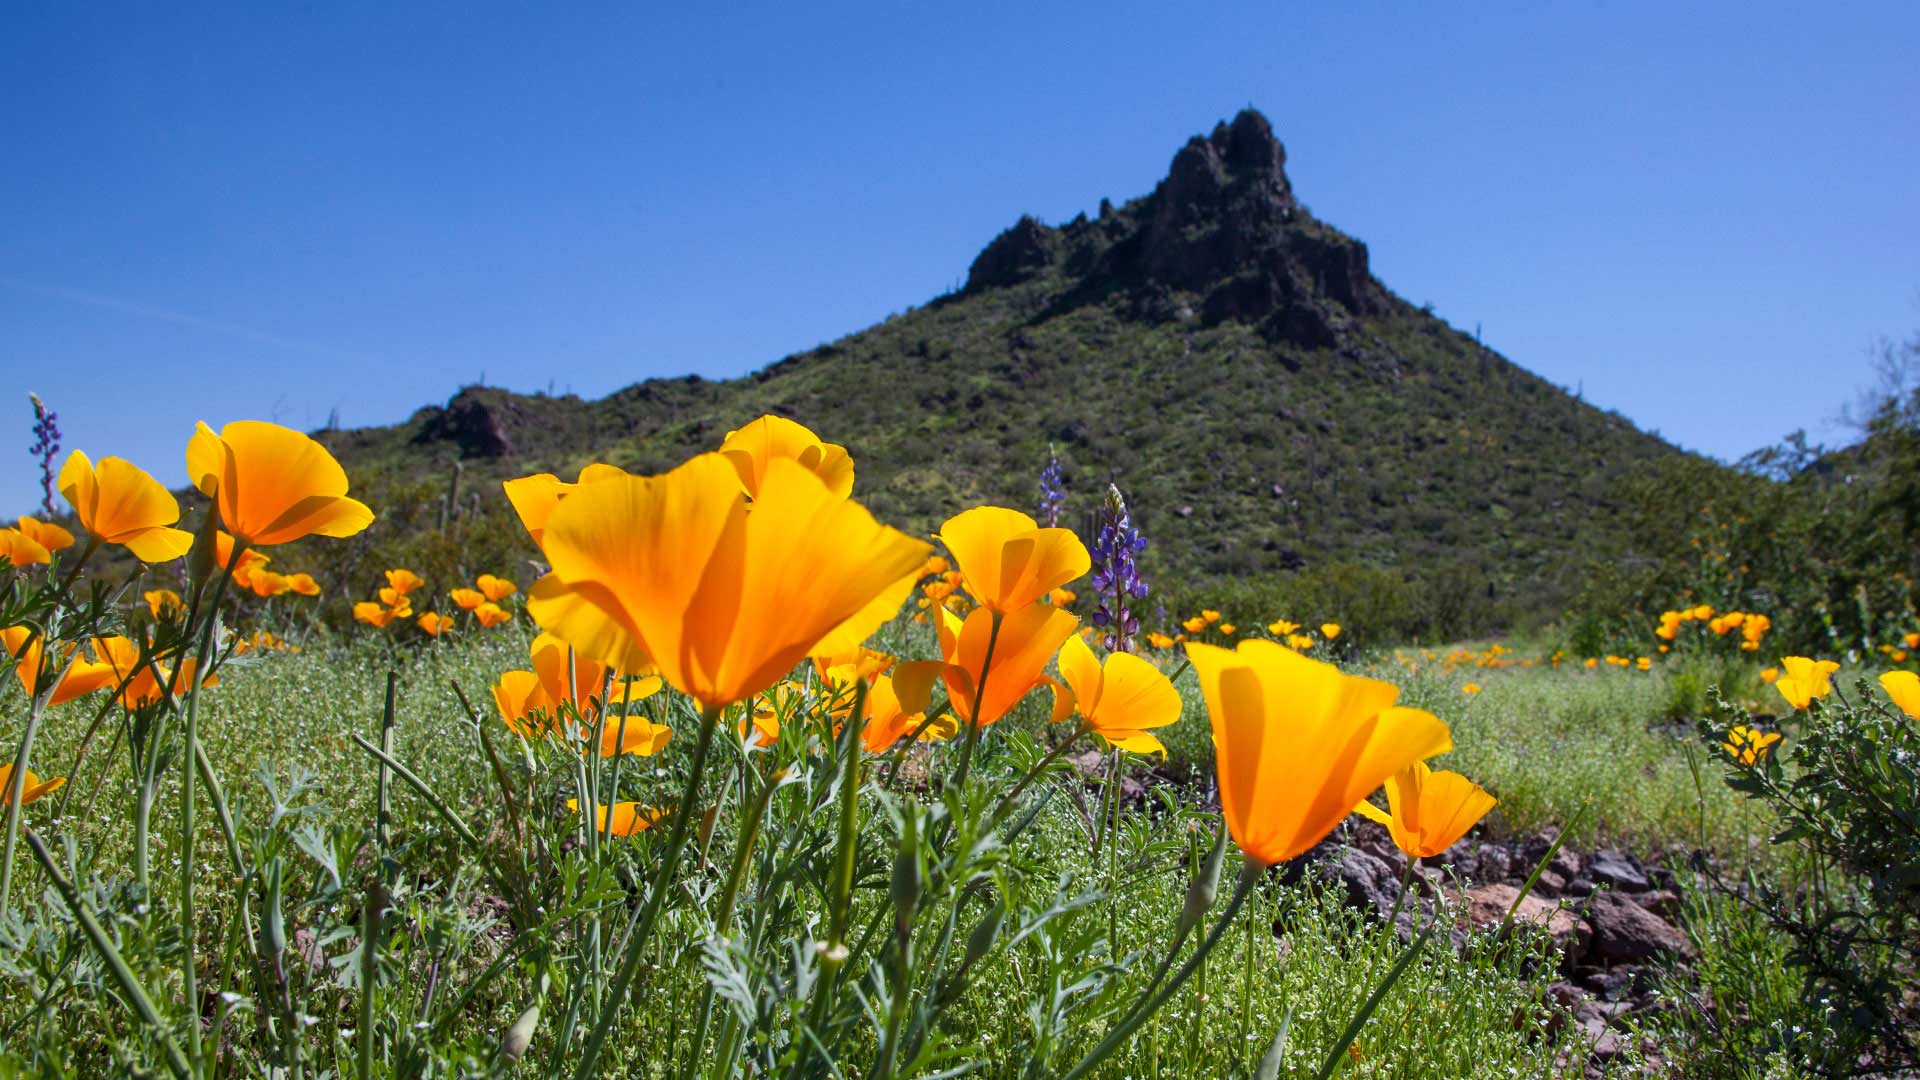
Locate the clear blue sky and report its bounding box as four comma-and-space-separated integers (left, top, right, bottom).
4, 4, 1917, 515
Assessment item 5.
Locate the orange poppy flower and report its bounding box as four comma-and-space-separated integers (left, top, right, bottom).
1878, 670, 1920, 720
186, 420, 374, 546
810, 645, 895, 683
936, 602, 1078, 727
417, 612, 455, 637
353, 602, 399, 628
57, 451, 193, 563
476, 573, 516, 601
1051, 633, 1181, 755
384, 568, 425, 595
0, 528, 50, 567
491, 632, 650, 738
502, 463, 632, 548
0, 765, 65, 806
450, 587, 486, 611
936, 507, 1090, 614
93, 635, 215, 707
15, 516, 74, 553
826, 659, 949, 752
597, 697, 672, 758
1353, 760, 1497, 859
286, 573, 320, 597
144, 589, 184, 620
1775, 656, 1840, 710
717, 415, 855, 500
524, 453, 929, 708
2, 626, 117, 705
1722, 725, 1782, 765
474, 602, 512, 628
1185, 638, 1452, 868
566, 799, 662, 837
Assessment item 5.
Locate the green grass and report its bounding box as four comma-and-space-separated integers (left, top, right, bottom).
4, 626, 1782, 1078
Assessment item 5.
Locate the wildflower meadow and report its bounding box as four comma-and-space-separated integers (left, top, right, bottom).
2, 401, 1916, 1080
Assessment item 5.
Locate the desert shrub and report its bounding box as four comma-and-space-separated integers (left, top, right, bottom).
1695, 679, 1920, 1074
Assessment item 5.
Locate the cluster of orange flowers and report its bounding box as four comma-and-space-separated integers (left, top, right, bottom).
232, 629, 299, 656
1155, 611, 1341, 655
910, 555, 972, 622
353, 569, 516, 635
4, 420, 374, 805
1715, 656, 1920, 768
449, 573, 517, 628
1870, 631, 1920, 665
1654, 604, 1771, 652
474, 414, 1501, 871
353, 569, 426, 629
0, 515, 76, 568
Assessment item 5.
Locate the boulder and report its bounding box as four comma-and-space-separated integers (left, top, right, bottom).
1314, 845, 1403, 917
1456, 883, 1590, 967
1587, 891, 1692, 965
1587, 849, 1651, 893
1473, 844, 1512, 884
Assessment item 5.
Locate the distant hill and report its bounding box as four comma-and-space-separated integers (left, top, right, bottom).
315, 108, 1684, 633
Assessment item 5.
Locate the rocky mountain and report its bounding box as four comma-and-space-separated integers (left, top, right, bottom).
317, 108, 1682, 634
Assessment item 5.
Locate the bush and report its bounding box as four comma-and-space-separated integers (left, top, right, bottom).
1696, 680, 1920, 1074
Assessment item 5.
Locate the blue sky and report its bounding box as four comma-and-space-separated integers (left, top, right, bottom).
4, 3, 1917, 515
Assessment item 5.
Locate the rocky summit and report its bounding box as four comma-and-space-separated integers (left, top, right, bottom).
317, 108, 1683, 628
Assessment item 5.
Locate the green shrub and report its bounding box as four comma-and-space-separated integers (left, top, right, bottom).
1695, 679, 1920, 1074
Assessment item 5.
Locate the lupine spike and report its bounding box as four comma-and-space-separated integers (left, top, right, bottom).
1089, 483, 1149, 652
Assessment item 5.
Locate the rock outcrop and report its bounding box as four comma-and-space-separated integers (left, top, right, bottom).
963, 108, 1380, 348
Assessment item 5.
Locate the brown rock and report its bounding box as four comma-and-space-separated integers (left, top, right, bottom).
1457, 883, 1591, 967
1587, 891, 1692, 965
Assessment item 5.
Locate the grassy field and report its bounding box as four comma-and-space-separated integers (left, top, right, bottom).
3, 616, 1803, 1079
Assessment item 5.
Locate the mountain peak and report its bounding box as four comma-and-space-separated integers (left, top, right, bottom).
963, 106, 1375, 346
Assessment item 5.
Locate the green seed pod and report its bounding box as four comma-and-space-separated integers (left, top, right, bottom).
1177, 818, 1230, 937
890, 808, 922, 926
261, 859, 286, 956
186, 500, 222, 596
499, 1004, 540, 1063
963, 901, 1006, 969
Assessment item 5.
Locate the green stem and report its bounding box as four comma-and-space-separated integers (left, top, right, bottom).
357, 880, 385, 1080
0, 629, 60, 917
996, 718, 1093, 813
1059, 859, 1262, 1080
25, 828, 192, 1080
570, 703, 722, 1080
177, 540, 241, 1070
375, 672, 397, 857
1312, 919, 1437, 1080
1382, 854, 1416, 940
682, 758, 783, 1080
946, 610, 1005, 793
883, 699, 952, 788
1105, 749, 1123, 944
348, 734, 481, 848
827, 678, 870, 950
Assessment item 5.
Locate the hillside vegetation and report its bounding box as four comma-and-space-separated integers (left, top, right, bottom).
315, 110, 1682, 636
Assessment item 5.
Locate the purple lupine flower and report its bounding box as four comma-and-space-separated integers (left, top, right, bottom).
28, 393, 60, 518
1038, 446, 1066, 528
1088, 483, 1149, 653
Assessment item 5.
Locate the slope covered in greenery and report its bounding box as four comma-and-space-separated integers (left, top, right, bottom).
316, 109, 1682, 635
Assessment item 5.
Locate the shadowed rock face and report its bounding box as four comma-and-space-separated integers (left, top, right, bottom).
963, 108, 1379, 346
413, 386, 516, 458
